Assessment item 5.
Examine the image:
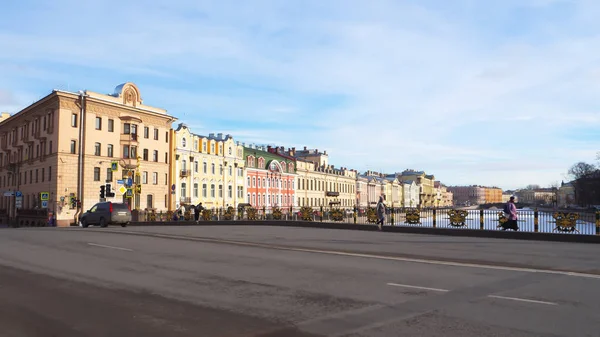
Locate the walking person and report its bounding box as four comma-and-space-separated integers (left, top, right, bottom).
195, 202, 204, 223
376, 196, 386, 231
502, 196, 519, 231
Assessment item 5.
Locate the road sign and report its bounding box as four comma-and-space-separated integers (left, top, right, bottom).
15, 196, 22, 209
15, 191, 22, 197
41, 200, 48, 208
3, 191, 14, 197
40, 192, 49, 201
126, 188, 133, 198
111, 161, 119, 172
118, 186, 127, 195
126, 178, 133, 186
171, 184, 176, 191
117, 179, 124, 185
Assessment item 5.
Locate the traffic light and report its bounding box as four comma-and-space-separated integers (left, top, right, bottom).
70, 197, 76, 209
100, 185, 106, 199
105, 184, 115, 198
135, 185, 141, 194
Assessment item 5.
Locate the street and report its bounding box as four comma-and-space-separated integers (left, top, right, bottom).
1, 225, 599, 336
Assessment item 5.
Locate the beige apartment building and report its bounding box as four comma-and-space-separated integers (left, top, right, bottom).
397, 170, 436, 207
286, 147, 356, 209
0, 82, 176, 227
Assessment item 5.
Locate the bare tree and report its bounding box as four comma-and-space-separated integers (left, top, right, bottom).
525, 184, 540, 190
568, 162, 596, 180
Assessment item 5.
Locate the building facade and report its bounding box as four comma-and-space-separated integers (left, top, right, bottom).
557, 181, 575, 207
397, 170, 436, 207
448, 185, 486, 206
172, 124, 245, 210
243, 145, 296, 209
0, 82, 176, 226
401, 180, 420, 208
484, 187, 503, 204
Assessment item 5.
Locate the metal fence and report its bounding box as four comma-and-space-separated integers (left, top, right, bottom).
134, 206, 600, 236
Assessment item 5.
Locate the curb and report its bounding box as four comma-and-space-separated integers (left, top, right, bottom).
127, 220, 600, 244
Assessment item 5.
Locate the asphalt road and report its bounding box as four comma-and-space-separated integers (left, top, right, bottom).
1, 225, 599, 337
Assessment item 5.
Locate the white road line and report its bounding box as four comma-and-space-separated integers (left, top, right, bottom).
73, 228, 600, 280
87, 243, 133, 252
387, 283, 449, 292
487, 295, 558, 306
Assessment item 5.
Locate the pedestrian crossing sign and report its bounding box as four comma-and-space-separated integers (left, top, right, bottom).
111, 161, 119, 172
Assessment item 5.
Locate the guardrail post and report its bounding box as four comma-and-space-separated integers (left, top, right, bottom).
353, 208, 357, 224
432, 209, 436, 228
534, 208, 539, 232
320, 205, 323, 222
390, 207, 395, 226
480, 209, 484, 230
596, 211, 600, 236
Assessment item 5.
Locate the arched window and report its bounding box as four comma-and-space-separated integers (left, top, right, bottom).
182, 138, 186, 147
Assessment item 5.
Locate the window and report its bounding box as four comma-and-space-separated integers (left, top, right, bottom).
144, 127, 149, 139
194, 140, 198, 150
42, 168, 45, 182
219, 164, 223, 175
229, 166, 232, 176
247, 193, 250, 203
94, 167, 100, 181
203, 162, 207, 173
107, 144, 113, 157
142, 171, 148, 184
123, 123, 131, 134
131, 124, 137, 135
211, 163, 215, 174
131, 146, 137, 158
253, 177, 256, 187
194, 161, 198, 173
247, 177, 250, 186
153, 172, 158, 185
123, 145, 130, 158
36, 169, 38, 183
165, 173, 168, 185
154, 128, 159, 140
202, 184, 207, 197
218, 185, 223, 198
70, 140, 77, 154
147, 195, 153, 209
211, 143, 215, 153
48, 166, 52, 181
108, 119, 114, 132
95, 117, 102, 130
94, 142, 101, 156
229, 147, 232, 155
143, 149, 148, 161
165, 131, 168, 143
71, 113, 77, 127
210, 184, 215, 198
228, 185, 233, 198
106, 168, 113, 182
203, 142, 207, 152
153, 150, 158, 162
49, 141, 52, 154
165, 152, 168, 163
258, 178, 261, 188
194, 183, 199, 198
181, 183, 187, 198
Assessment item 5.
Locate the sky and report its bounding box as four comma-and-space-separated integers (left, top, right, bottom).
1, 0, 599, 190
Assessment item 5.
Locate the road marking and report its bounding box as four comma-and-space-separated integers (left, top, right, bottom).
487, 295, 558, 306
87, 243, 133, 252
72, 228, 600, 280
387, 283, 449, 292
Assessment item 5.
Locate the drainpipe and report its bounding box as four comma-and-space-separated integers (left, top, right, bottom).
75, 91, 86, 224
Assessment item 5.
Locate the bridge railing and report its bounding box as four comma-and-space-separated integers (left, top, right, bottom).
133, 207, 600, 236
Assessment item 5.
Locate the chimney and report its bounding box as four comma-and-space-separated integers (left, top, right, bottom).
324, 150, 327, 155
217, 133, 223, 139
209, 133, 215, 138
303, 146, 307, 150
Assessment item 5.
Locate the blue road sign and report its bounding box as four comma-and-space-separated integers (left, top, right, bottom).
171, 184, 176, 191
15, 191, 22, 197
117, 179, 124, 184
126, 178, 133, 186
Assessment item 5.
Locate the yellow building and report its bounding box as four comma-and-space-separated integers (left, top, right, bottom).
484, 187, 503, 204
172, 124, 245, 210
397, 170, 436, 207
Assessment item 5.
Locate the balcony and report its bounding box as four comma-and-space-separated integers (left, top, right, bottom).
120, 158, 137, 169
120, 133, 139, 144
180, 169, 190, 177
33, 129, 45, 140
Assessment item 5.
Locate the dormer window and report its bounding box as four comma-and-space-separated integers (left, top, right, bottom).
182, 138, 186, 147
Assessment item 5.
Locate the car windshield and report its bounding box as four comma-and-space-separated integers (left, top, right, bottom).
112, 203, 129, 210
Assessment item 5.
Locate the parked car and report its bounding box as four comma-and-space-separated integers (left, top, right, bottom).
79, 202, 131, 228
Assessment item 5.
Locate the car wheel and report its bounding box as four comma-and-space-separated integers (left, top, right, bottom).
99, 217, 107, 228
80, 219, 89, 228
121, 222, 128, 228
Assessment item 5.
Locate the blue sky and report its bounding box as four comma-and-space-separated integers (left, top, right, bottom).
1, 0, 599, 190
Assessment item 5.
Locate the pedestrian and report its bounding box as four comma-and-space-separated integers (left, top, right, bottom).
502, 196, 519, 231
195, 202, 204, 222
376, 196, 386, 230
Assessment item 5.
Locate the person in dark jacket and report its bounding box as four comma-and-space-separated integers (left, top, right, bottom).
195, 202, 204, 222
